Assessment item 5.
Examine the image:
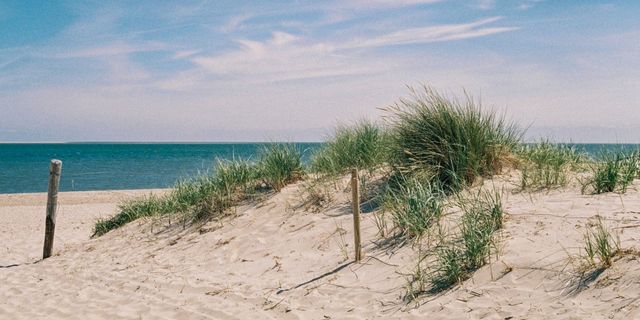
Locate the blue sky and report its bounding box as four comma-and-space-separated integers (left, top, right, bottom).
1, 0, 639, 142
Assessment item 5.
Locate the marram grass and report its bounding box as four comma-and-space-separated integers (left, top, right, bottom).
517, 141, 585, 190
581, 150, 639, 194
94, 147, 303, 236
385, 85, 520, 192
311, 120, 389, 175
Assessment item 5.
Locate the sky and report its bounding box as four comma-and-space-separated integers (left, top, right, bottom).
1, 0, 639, 142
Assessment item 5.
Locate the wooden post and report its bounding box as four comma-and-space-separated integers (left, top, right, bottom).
43, 159, 62, 259
351, 168, 362, 262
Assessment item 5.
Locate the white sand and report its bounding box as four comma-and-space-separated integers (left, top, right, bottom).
2, 175, 640, 319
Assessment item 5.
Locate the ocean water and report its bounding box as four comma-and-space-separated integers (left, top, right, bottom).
1, 143, 638, 194
0, 143, 321, 194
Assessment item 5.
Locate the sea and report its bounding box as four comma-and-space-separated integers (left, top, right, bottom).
0, 143, 638, 194
0, 143, 322, 194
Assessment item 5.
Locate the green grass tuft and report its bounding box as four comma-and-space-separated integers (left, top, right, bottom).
382, 174, 445, 239
311, 120, 389, 175
427, 189, 504, 292
385, 85, 520, 192
583, 216, 620, 269
517, 141, 585, 190
581, 150, 638, 194
93, 146, 303, 236
258, 143, 303, 191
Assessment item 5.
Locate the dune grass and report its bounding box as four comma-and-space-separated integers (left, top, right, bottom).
311, 120, 389, 175
94, 145, 303, 236
583, 216, 620, 269
381, 174, 445, 239
581, 150, 638, 194
517, 141, 585, 190
259, 143, 303, 191
427, 189, 504, 292
385, 86, 520, 192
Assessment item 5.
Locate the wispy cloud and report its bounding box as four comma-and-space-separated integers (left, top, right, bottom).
189, 17, 516, 84
191, 31, 380, 82
475, 0, 496, 10
50, 42, 166, 59
342, 0, 442, 9
341, 17, 515, 49
218, 13, 254, 33
518, 0, 545, 10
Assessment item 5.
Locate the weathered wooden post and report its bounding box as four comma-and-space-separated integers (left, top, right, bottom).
351, 168, 362, 262
43, 159, 62, 259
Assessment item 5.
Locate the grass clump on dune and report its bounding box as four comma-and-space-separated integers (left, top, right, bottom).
385, 86, 520, 192
582, 216, 620, 269
427, 189, 504, 293
94, 146, 303, 236
311, 120, 389, 175
517, 141, 585, 190
381, 174, 445, 239
259, 143, 303, 191
93, 194, 169, 237
581, 150, 638, 194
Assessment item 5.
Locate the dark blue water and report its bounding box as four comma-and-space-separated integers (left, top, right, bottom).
0, 143, 322, 194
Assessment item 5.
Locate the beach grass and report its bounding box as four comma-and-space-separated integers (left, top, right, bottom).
384, 85, 520, 192
381, 174, 445, 239
583, 216, 620, 269
311, 120, 389, 175
94, 146, 302, 236
427, 189, 505, 292
581, 150, 638, 194
517, 141, 585, 190
259, 143, 303, 191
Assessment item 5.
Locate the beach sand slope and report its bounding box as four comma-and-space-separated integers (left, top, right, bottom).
2, 177, 640, 319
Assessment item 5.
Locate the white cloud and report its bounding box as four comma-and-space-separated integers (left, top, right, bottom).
341, 17, 516, 49
218, 13, 254, 33
189, 18, 516, 84
343, 0, 442, 8
191, 31, 382, 82
475, 0, 496, 10
50, 42, 166, 59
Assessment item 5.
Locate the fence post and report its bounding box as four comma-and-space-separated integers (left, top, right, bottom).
43, 159, 62, 259
351, 168, 362, 262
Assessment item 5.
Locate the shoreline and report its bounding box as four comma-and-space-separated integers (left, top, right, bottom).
0, 189, 170, 207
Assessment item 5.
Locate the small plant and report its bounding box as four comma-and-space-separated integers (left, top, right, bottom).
93, 194, 168, 236
583, 216, 620, 269
581, 150, 638, 194
424, 188, 505, 293
382, 175, 445, 239
259, 144, 303, 191
428, 244, 466, 292
300, 178, 334, 212
517, 141, 585, 190
311, 120, 389, 175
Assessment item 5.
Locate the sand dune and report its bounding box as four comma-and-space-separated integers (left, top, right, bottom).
2, 175, 640, 319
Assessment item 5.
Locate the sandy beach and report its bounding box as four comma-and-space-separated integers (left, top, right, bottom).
2, 173, 640, 319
